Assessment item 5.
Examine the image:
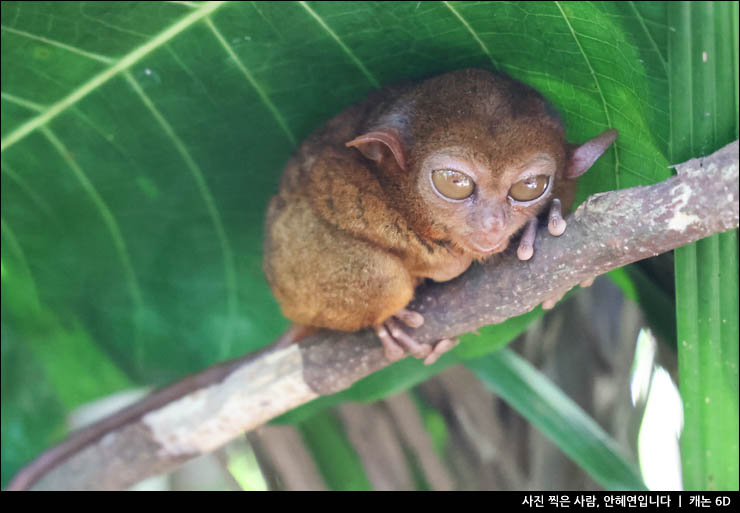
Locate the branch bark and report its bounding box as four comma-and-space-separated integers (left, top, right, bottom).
8, 140, 739, 491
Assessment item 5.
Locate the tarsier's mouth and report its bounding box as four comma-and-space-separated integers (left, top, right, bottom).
468, 238, 509, 255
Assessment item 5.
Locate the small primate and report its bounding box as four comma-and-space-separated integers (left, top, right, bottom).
263, 68, 617, 364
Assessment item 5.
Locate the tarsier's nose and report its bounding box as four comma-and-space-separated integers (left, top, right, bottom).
480, 204, 506, 234
470, 207, 509, 253
482, 214, 505, 233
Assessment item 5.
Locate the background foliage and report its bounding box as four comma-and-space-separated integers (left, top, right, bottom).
1, 1, 737, 489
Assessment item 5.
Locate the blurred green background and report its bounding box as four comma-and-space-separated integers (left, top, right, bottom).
1, 1, 737, 490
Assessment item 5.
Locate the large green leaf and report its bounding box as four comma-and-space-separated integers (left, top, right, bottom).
668, 2, 739, 491
0, 1, 689, 486
298, 410, 372, 491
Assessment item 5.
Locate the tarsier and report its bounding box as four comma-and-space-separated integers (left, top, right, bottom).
263, 68, 617, 365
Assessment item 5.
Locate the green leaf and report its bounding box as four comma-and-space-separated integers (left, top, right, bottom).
610, 261, 677, 345
467, 350, 647, 491
298, 410, 372, 491
0, 1, 691, 486
668, 1, 739, 491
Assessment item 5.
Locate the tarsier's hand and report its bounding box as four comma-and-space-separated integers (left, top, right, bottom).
517, 198, 567, 261
515, 197, 596, 309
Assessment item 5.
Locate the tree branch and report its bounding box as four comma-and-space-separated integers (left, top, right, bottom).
8, 140, 739, 491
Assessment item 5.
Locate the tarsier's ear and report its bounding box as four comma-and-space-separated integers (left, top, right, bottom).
346, 129, 407, 171
567, 129, 619, 179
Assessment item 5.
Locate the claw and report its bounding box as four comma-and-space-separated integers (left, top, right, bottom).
541, 275, 597, 310
376, 323, 405, 361
541, 287, 568, 310
580, 277, 595, 288
394, 308, 424, 329
423, 338, 458, 365
541, 296, 561, 310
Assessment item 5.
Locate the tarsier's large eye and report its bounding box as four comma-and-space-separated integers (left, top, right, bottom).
431, 169, 475, 200
508, 175, 550, 202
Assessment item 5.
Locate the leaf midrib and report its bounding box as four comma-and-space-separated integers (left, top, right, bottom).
0, 1, 227, 152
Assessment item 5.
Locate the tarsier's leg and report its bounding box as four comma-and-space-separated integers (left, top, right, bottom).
375, 309, 458, 365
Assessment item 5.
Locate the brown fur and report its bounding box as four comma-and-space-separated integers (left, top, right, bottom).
263, 69, 615, 332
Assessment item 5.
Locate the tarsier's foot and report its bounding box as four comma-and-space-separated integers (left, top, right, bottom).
541, 276, 597, 310
517, 199, 567, 261
375, 309, 458, 365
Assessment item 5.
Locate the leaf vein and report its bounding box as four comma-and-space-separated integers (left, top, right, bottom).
626, 1, 668, 73
125, 72, 238, 352
1, 1, 228, 152
297, 1, 380, 88
205, 18, 296, 146
1, 92, 45, 112
0, 25, 114, 64
442, 1, 500, 69
167, 1, 201, 8
1, 160, 56, 221
554, 1, 621, 187
1, 217, 41, 309
42, 127, 145, 311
